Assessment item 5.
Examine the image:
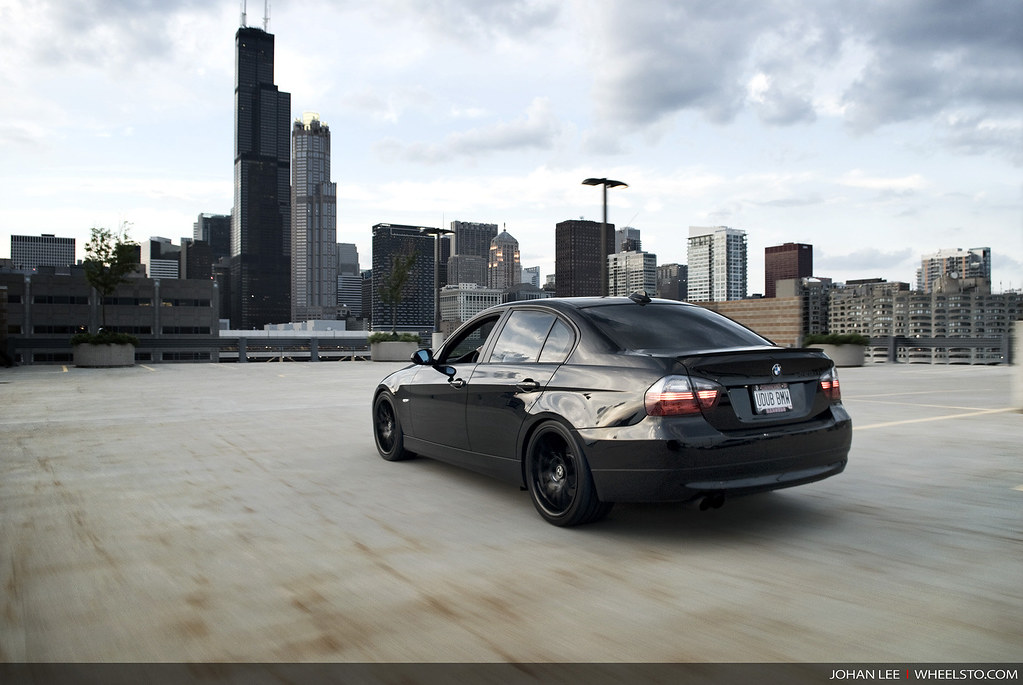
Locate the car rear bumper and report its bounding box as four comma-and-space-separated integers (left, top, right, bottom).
578, 409, 852, 503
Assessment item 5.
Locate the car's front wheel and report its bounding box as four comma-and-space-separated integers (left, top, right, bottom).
525, 421, 612, 526
373, 392, 411, 461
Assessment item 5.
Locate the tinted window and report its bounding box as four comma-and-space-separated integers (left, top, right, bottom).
441, 315, 500, 363
490, 310, 556, 363
538, 319, 575, 363
582, 303, 771, 352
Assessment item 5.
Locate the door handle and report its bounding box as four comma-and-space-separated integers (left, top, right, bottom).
449, 378, 466, 388
515, 378, 541, 392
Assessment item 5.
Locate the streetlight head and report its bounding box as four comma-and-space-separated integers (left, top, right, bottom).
582, 177, 628, 189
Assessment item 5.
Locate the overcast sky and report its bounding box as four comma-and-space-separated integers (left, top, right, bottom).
1, 0, 1021, 293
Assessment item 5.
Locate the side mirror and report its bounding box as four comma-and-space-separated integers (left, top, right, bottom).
411, 348, 455, 379
410, 349, 434, 365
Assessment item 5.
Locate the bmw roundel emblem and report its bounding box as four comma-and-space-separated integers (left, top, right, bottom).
772, 364, 782, 377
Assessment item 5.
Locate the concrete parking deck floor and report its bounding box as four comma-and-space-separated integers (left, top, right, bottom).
1, 361, 1021, 663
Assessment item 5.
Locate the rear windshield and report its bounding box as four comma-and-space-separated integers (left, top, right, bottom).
581, 302, 773, 353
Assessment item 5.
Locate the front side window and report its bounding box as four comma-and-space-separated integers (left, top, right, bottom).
440, 315, 500, 364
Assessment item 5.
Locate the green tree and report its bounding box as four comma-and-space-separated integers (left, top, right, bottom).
83, 224, 138, 331
378, 251, 417, 336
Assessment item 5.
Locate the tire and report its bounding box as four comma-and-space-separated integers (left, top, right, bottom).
373, 392, 411, 461
525, 422, 613, 526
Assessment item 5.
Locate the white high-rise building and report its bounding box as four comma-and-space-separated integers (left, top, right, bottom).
440, 283, 503, 325
608, 251, 657, 296
143, 237, 180, 279
687, 226, 747, 302
915, 247, 991, 292
291, 113, 338, 322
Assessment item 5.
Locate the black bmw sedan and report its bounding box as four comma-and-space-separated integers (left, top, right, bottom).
372, 295, 851, 527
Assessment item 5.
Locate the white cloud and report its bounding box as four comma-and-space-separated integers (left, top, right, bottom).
374, 97, 563, 163
838, 171, 927, 192
450, 106, 489, 120
747, 74, 772, 104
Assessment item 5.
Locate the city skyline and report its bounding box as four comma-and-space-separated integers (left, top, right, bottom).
1, 2, 1021, 293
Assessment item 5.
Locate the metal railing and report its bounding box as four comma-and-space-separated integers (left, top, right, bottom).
7, 336, 374, 365
866, 335, 1013, 365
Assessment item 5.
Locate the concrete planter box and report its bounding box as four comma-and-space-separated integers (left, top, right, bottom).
73, 343, 136, 368
370, 341, 418, 362
809, 344, 865, 367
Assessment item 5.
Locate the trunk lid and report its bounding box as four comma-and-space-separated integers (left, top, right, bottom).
676, 347, 835, 431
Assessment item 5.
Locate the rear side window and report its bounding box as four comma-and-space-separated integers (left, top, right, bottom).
582, 303, 771, 353
538, 319, 575, 363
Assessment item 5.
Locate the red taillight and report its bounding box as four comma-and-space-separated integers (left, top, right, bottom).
645, 375, 722, 416
820, 369, 841, 402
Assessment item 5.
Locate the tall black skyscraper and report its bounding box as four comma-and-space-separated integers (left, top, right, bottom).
555, 219, 614, 297
232, 25, 291, 329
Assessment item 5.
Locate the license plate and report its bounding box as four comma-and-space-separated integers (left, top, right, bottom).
753, 383, 792, 414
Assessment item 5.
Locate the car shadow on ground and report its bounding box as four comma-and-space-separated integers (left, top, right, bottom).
591, 491, 841, 543
390, 453, 842, 543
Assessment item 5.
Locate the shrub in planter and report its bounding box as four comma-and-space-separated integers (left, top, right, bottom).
71, 331, 140, 347
369, 332, 421, 362
72, 225, 140, 367
72, 330, 138, 367
367, 332, 421, 345
802, 333, 869, 346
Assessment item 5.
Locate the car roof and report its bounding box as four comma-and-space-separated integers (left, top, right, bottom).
496, 296, 699, 313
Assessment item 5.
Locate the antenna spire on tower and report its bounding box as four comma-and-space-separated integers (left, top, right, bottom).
263, 0, 270, 31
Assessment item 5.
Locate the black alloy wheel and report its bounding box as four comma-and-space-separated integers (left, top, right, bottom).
373, 393, 410, 461
525, 422, 612, 526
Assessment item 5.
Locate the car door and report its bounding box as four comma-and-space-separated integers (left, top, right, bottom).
406, 313, 501, 452
466, 309, 576, 464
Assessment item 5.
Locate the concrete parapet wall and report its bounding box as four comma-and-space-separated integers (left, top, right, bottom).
370, 341, 418, 362
808, 343, 865, 367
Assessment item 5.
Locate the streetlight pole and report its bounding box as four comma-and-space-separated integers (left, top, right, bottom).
582, 177, 627, 296
419, 226, 455, 349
